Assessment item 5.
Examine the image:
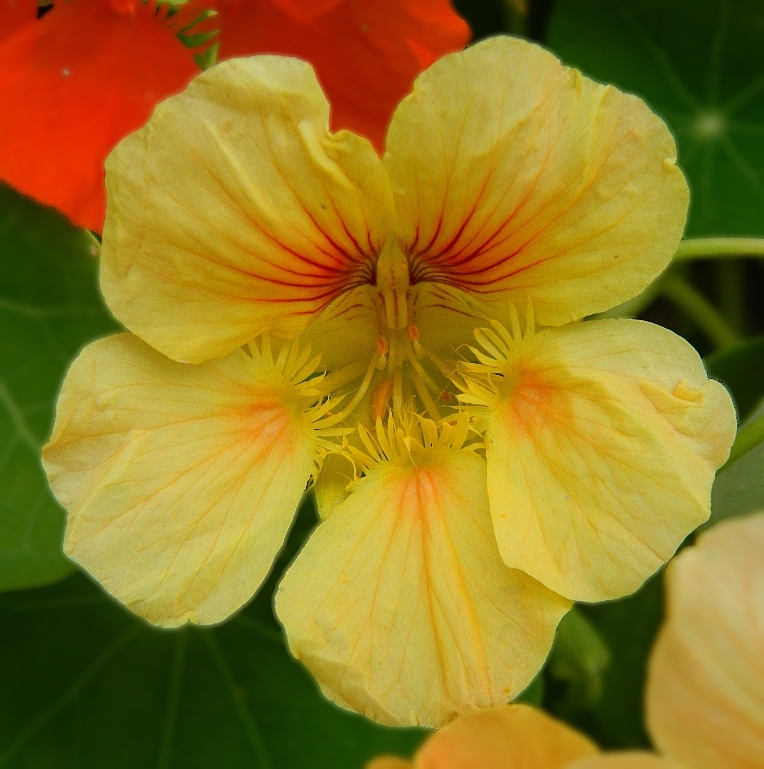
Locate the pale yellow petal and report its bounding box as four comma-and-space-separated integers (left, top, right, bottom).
385, 36, 688, 325
42, 334, 318, 627
479, 318, 735, 602
276, 448, 570, 727
646, 511, 764, 769
102, 57, 393, 364
413, 704, 598, 768
567, 753, 677, 769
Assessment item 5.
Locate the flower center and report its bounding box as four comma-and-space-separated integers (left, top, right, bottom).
313, 237, 458, 428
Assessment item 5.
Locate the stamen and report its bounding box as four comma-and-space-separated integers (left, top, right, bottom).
316, 352, 381, 428
421, 345, 457, 379
403, 339, 440, 394
393, 368, 404, 413
320, 359, 368, 392
408, 325, 420, 342
370, 378, 394, 421
412, 372, 442, 421
376, 336, 389, 356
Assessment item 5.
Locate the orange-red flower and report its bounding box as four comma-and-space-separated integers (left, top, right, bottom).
0, 0, 468, 232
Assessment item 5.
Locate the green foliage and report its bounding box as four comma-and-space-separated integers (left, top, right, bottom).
703, 337, 764, 529
547, 608, 610, 717
0, 500, 427, 768
548, 0, 764, 238
0, 185, 118, 591
706, 336, 764, 421
545, 576, 663, 750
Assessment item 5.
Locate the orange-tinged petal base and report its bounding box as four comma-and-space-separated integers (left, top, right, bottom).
42, 334, 320, 627
463, 318, 736, 602
277, 424, 570, 727
0, 0, 199, 231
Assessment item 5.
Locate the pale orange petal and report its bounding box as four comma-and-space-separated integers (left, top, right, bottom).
367, 759, 413, 769
413, 704, 598, 768
646, 511, 764, 768
567, 753, 677, 769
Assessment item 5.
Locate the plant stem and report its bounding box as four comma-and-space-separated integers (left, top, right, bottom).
675, 237, 764, 261
717, 259, 747, 334
660, 275, 740, 349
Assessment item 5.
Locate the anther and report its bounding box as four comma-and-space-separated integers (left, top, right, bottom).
441, 390, 453, 404
408, 325, 420, 342
376, 336, 389, 356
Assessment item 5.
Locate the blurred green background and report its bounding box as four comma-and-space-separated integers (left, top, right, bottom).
2, 0, 764, 765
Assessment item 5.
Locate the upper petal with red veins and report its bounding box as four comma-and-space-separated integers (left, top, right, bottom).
0, 0, 200, 231
42, 334, 320, 627
646, 512, 764, 769
384, 36, 689, 325
209, 0, 470, 151
101, 56, 394, 364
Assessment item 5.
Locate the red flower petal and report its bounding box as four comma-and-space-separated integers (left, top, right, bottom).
210, 0, 470, 151
0, 0, 200, 231
0, 0, 37, 43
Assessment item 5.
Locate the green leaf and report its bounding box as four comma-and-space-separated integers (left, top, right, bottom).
546, 608, 610, 716
514, 671, 545, 707
0, 499, 427, 768
705, 336, 764, 421
708, 400, 764, 528
0, 185, 119, 590
548, 575, 663, 750
548, 0, 764, 237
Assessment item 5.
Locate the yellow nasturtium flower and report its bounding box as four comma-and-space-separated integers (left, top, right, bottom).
370, 514, 764, 765
43, 36, 736, 727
